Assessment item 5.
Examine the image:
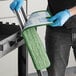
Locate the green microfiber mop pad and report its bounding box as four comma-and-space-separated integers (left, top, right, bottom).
22, 27, 50, 70
15, 10, 52, 70
21, 10, 52, 70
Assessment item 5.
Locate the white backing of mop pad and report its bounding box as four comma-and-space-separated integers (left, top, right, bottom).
24, 10, 52, 29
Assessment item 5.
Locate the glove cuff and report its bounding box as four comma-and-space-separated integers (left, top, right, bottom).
65, 9, 72, 17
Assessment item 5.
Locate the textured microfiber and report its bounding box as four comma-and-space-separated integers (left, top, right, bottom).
21, 11, 51, 70
22, 27, 50, 70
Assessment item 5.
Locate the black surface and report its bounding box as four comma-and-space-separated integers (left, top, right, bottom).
18, 44, 27, 76
0, 22, 20, 41
48, 0, 76, 15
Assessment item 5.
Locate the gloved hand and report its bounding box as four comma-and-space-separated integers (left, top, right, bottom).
47, 9, 72, 27
10, 0, 24, 11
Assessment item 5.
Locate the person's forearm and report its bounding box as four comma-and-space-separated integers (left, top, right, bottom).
69, 6, 76, 16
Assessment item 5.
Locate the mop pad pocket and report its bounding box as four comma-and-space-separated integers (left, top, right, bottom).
24, 10, 52, 29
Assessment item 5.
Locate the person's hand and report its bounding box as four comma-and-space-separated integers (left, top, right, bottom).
47, 9, 72, 27
10, 0, 24, 11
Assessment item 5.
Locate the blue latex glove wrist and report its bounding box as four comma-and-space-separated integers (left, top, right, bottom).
10, 0, 24, 11
47, 9, 71, 27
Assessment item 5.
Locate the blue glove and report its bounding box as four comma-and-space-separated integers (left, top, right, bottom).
48, 9, 71, 27
10, 0, 24, 11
